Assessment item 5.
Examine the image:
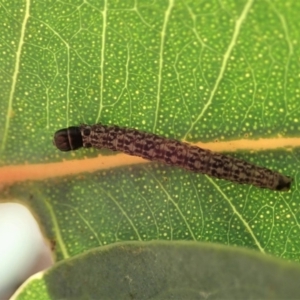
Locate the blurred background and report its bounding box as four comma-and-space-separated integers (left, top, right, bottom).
0, 203, 53, 299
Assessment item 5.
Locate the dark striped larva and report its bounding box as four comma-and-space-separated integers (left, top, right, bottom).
53, 124, 292, 191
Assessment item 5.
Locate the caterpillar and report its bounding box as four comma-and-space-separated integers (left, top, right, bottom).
53, 124, 292, 191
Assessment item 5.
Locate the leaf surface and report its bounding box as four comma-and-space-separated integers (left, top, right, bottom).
14, 241, 300, 300
1, 0, 300, 296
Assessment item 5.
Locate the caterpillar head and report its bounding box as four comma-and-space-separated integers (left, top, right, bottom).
53, 126, 83, 151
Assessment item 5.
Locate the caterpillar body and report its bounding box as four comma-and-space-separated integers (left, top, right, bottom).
53, 124, 292, 192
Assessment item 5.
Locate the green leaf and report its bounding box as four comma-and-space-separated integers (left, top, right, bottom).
1, 0, 300, 296
14, 241, 300, 299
